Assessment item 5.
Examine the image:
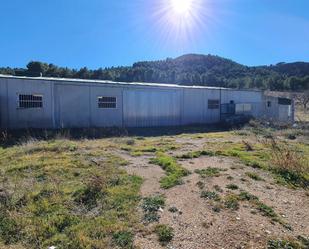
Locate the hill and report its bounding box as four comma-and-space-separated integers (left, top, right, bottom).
1, 54, 309, 91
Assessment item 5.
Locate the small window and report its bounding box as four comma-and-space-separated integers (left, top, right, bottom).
98, 96, 117, 109
18, 94, 43, 108
267, 101, 272, 108
208, 100, 220, 109
278, 98, 291, 105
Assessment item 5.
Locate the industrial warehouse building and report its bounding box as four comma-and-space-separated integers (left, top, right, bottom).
0, 75, 294, 129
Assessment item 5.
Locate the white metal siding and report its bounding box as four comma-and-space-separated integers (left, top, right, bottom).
123, 89, 181, 127
0, 79, 8, 128
5, 78, 54, 129
90, 86, 123, 127
55, 84, 90, 128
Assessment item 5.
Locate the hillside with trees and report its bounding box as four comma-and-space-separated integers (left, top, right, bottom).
1, 54, 308, 91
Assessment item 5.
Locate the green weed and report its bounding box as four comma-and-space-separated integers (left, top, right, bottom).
150, 153, 190, 189
154, 224, 174, 244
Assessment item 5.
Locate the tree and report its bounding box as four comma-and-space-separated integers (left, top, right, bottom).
295, 91, 309, 109
26, 61, 49, 76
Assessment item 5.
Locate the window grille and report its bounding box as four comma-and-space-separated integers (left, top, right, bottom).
18, 94, 43, 108
208, 100, 220, 109
98, 96, 117, 109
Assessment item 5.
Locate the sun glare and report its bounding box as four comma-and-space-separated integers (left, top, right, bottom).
146, 0, 215, 49
170, 0, 193, 15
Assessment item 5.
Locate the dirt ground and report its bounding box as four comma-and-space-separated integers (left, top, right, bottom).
119, 135, 309, 249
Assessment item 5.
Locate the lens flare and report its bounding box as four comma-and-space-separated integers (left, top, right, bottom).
147, 0, 214, 49
170, 0, 193, 15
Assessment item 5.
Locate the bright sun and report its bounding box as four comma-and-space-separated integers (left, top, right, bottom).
170, 0, 193, 15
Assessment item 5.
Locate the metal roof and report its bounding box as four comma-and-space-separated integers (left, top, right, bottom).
0, 74, 262, 92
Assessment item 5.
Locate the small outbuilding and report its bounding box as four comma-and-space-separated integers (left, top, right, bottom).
0, 75, 294, 129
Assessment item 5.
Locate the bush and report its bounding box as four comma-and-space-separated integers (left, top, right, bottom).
200, 191, 220, 201
268, 138, 309, 188
113, 231, 134, 249
246, 172, 263, 181
141, 195, 165, 223
155, 224, 174, 244
194, 167, 223, 178
238, 191, 259, 201
224, 194, 240, 210
73, 175, 107, 209
267, 238, 305, 249
0, 209, 20, 244
226, 184, 239, 190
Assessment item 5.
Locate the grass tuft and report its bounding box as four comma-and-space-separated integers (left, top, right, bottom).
246, 172, 263, 181
150, 153, 190, 189
154, 224, 174, 244
194, 167, 224, 178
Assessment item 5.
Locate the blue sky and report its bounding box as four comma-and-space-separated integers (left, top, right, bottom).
0, 0, 308, 69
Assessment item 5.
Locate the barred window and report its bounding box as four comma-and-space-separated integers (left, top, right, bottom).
98, 96, 117, 109
18, 94, 43, 108
208, 100, 220, 109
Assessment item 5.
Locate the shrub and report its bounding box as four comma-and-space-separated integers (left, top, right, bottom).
246, 172, 263, 181
125, 139, 135, 146
113, 231, 134, 249
194, 167, 223, 178
196, 181, 205, 189
141, 196, 165, 213
267, 138, 308, 188
224, 194, 240, 210
267, 238, 305, 249
242, 140, 254, 151
256, 202, 278, 219
73, 175, 107, 209
0, 209, 20, 244
141, 195, 165, 223
200, 191, 220, 201
154, 224, 174, 244
168, 207, 179, 213
226, 184, 239, 190
178, 150, 215, 159
238, 191, 259, 201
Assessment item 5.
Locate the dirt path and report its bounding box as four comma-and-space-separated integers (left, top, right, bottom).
119, 147, 309, 249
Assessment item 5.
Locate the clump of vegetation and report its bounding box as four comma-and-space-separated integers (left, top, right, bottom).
150, 153, 190, 189
113, 231, 134, 249
226, 184, 239, 190
238, 191, 259, 201
177, 150, 215, 159
154, 224, 174, 244
122, 138, 181, 157
224, 194, 240, 210
267, 237, 307, 249
194, 167, 224, 178
214, 185, 223, 192
73, 174, 107, 209
200, 191, 221, 201
196, 181, 205, 189
168, 207, 179, 213
242, 140, 254, 151
255, 202, 280, 221
212, 205, 222, 213
141, 195, 165, 223
246, 172, 263, 181
268, 139, 309, 188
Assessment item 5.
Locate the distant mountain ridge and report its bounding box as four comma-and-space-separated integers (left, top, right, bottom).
0, 54, 308, 91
